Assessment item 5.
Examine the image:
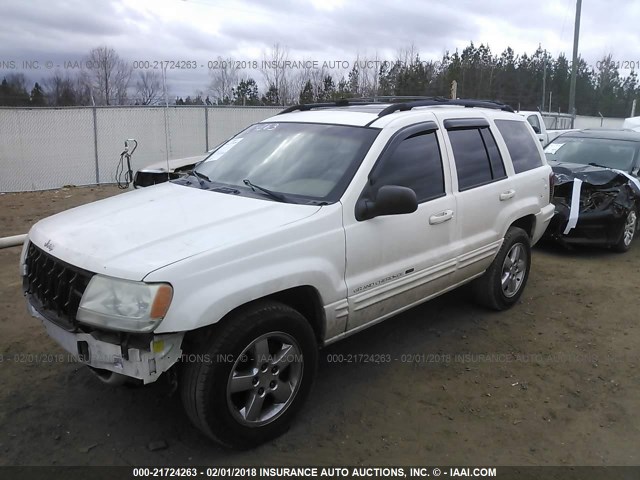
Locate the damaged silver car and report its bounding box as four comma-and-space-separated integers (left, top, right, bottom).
544, 129, 640, 252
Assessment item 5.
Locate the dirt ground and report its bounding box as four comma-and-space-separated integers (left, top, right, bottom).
0, 185, 639, 467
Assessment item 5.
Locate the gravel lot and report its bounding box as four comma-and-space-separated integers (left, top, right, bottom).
1, 185, 639, 466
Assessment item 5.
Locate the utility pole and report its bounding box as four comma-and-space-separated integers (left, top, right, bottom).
541, 55, 547, 112
568, 0, 582, 128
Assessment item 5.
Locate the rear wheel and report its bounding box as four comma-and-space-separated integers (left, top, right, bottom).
613, 209, 637, 253
180, 301, 317, 449
473, 227, 531, 310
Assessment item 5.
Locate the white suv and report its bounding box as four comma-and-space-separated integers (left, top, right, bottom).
22, 98, 555, 448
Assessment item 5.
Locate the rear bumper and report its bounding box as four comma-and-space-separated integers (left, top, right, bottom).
532, 203, 555, 245
27, 300, 184, 384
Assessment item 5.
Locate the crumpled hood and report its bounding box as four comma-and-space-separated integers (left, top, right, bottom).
28, 182, 321, 280
550, 161, 632, 188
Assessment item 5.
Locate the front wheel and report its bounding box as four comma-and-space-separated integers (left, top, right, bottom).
613, 209, 637, 253
180, 301, 318, 449
472, 227, 531, 310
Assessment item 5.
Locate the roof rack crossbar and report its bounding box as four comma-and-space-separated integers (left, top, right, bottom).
378, 98, 515, 117
278, 99, 380, 114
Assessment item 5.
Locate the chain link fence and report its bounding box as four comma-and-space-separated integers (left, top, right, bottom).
0, 106, 282, 192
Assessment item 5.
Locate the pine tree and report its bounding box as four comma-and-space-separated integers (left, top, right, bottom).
30, 82, 46, 106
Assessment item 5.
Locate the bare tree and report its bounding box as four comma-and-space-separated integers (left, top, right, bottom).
43, 72, 80, 106
208, 56, 239, 104
261, 44, 292, 105
135, 70, 162, 105
85, 46, 132, 105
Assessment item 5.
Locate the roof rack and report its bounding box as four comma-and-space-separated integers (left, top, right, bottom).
278, 99, 376, 115
278, 97, 515, 116
377, 98, 515, 117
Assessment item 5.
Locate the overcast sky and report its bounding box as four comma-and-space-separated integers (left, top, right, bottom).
1, 0, 638, 97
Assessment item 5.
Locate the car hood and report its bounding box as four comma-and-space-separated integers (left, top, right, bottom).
549, 161, 634, 187
28, 182, 321, 280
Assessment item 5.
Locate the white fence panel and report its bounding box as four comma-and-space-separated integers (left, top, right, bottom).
574, 115, 625, 129
95, 107, 169, 185
0, 108, 95, 191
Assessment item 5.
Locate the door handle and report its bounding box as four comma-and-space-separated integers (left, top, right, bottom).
500, 190, 516, 201
429, 210, 454, 225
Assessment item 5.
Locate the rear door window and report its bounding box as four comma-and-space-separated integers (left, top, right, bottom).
447, 127, 506, 191
495, 119, 543, 173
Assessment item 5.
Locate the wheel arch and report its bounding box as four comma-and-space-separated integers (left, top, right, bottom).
509, 214, 536, 239
182, 285, 326, 349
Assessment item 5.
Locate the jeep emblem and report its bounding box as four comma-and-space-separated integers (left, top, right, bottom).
43, 239, 54, 251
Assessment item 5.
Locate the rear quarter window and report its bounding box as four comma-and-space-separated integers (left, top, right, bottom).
495, 119, 543, 173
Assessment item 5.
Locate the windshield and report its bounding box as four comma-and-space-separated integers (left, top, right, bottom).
544, 137, 639, 172
193, 122, 379, 203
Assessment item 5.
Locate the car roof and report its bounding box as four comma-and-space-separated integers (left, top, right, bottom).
557, 129, 640, 142
263, 99, 520, 128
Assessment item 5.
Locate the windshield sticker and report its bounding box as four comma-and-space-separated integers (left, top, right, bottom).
545, 143, 564, 154
254, 123, 279, 131
205, 138, 244, 162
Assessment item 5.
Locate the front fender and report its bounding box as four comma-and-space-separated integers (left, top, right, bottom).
145, 205, 346, 334
154, 258, 345, 333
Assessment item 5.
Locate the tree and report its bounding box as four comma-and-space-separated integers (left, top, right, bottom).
208, 56, 239, 104
298, 79, 313, 104
261, 44, 292, 105
85, 46, 132, 105
318, 75, 336, 101
0, 74, 30, 106
260, 84, 278, 105
233, 78, 259, 105
30, 82, 46, 106
43, 73, 78, 106
0, 78, 9, 105
135, 70, 162, 105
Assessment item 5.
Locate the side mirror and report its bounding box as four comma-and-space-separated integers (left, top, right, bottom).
531, 125, 541, 134
355, 185, 418, 221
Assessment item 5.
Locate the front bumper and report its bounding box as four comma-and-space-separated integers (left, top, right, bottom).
545, 202, 626, 246
27, 300, 184, 384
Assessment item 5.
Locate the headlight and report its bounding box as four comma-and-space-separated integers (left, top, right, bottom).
77, 275, 173, 333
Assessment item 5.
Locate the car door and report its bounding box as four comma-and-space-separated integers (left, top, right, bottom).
442, 118, 514, 283
343, 122, 459, 332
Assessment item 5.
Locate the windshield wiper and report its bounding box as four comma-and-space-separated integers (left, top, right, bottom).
243, 179, 290, 203
186, 169, 211, 188
193, 170, 211, 182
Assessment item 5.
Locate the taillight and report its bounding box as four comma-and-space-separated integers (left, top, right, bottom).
548, 171, 555, 203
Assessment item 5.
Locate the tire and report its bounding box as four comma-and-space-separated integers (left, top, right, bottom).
472, 227, 531, 311
180, 301, 318, 449
613, 209, 637, 253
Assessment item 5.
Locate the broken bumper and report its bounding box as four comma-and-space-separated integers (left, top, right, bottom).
532, 203, 555, 245
545, 203, 626, 246
27, 300, 184, 384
